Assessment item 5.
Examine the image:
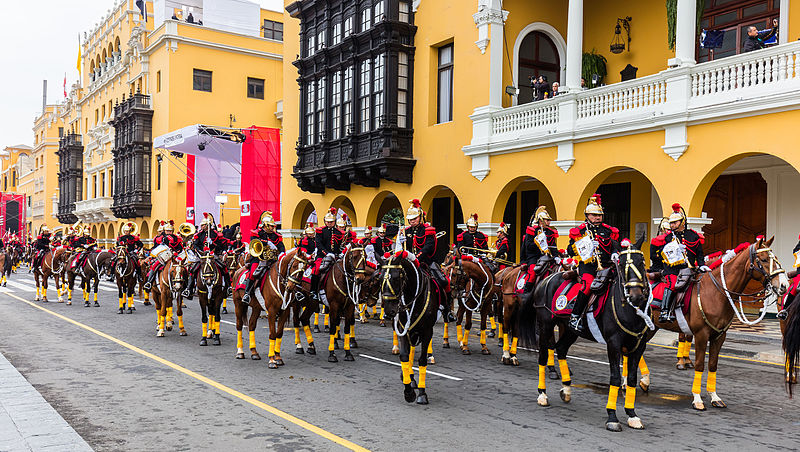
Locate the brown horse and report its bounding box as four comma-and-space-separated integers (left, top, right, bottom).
114, 246, 140, 314
32, 248, 58, 301
444, 248, 494, 355
151, 258, 188, 337
232, 248, 311, 368
197, 251, 226, 346
221, 249, 245, 314
52, 248, 74, 303
650, 237, 788, 410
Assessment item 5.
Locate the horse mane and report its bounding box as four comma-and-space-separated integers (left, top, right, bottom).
707, 242, 751, 270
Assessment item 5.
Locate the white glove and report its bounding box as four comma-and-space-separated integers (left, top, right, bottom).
611, 253, 620, 263
679, 244, 687, 253
699, 265, 711, 272
554, 256, 562, 265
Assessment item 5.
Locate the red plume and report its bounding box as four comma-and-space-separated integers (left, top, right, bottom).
342, 213, 348, 220
160, 221, 166, 226
593, 193, 602, 205
410, 199, 421, 208
169, 220, 174, 225
472, 213, 478, 221
329, 207, 337, 214
382, 223, 387, 228
366, 226, 372, 231
499, 222, 505, 227
672, 203, 681, 213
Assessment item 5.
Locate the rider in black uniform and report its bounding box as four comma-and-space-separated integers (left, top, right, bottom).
241, 211, 285, 305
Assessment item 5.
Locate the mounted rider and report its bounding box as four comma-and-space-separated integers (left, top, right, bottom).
115, 222, 144, 276
143, 221, 184, 291
359, 226, 373, 246
519, 206, 559, 302
310, 208, 346, 294
494, 222, 511, 269
651, 203, 706, 322
299, 223, 316, 256
74, 226, 98, 273
228, 227, 245, 254
403, 199, 453, 321
456, 214, 489, 255
568, 194, 621, 332
31, 226, 52, 269
368, 223, 394, 261
778, 232, 800, 319
240, 211, 284, 304
185, 213, 231, 299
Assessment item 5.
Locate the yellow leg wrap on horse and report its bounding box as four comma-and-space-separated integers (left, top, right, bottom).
624, 386, 636, 410
684, 341, 692, 358
294, 328, 301, 344
275, 337, 282, 355
418, 366, 427, 389
538, 365, 547, 390
707, 371, 717, 393
178, 316, 185, 329
443, 322, 449, 339
401, 360, 412, 384
480, 329, 486, 345
497, 323, 503, 339
409, 346, 416, 362
314, 313, 319, 326
166, 307, 173, 320
606, 385, 620, 410
510, 337, 518, 355
209, 315, 215, 330
692, 371, 703, 394
380, 306, 385, 318
215, 320, 221, 334
303, 325, 314, 344
503, 333, 510, 352
392, 332, 398, 348
324, 314, 329, 327
547, 349, 555, 367
456, 324, 463, 342
83, 290, 87, 301
677, 341, 684, 358
128, 295, 134, 308
344, 333, 351, 351
158, 315, 165, 331
558, 359, 570, 384
36, 287, 40, 297
223, 298, 227, 308
427, 341, 433, 355
43, 288, 47, 297
144, 291, 149, 301
249, 331, 256, 349
489, 316, 496, 330
268, 339, 275, 358
237, 331, 243, 349
118, 297, 124, 309
328, 334, 335, 351
202, 323, 208, 337
57, 287, 62, 297
622, 356, 629, 379
638, 357, 649, 375
68, 289, 72, 299
463, 328, 469, 346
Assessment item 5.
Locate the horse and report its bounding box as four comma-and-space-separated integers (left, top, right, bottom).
0, 250, 10, 286
518, 236, 655, 432
650, 237, 788, 410
67, 250, 115, 307
318, 243, 368, 362
232, 248, 310, 368
222, 249, 245, 314
114, 246, 140, 314
151, 257, 189, 337
51, 248, 74, 303
197, 251, 226, 346
32, 248, 57, 301
444, 247, 494, 355
379, 251, 441, 405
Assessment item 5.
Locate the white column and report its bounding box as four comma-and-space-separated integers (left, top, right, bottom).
671, 0, 697, 67
474, 0, 508, 108
779, 0, 789, 45
565, 0, 583, 92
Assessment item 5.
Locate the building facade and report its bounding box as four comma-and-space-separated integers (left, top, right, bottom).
19, 107, 63, 236
280, 0, 800, 311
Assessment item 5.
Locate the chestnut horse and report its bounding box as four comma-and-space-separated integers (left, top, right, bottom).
650, 237, 788, 410
444, 248, 494, 355
318, 244, 367, 363
151, 258, 188, 337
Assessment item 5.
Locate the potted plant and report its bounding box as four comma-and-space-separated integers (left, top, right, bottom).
582, 50, 608, 88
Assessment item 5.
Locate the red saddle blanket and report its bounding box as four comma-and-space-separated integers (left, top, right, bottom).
235, 262, 269, 291
551, 280, 610, 317
651, 282, 692, 315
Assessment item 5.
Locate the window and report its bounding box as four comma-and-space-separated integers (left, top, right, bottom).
343, 66, 353, 135
307, 34, 316, 57
247, 77, 265, 99
332, 20, 342, 45
193, 69, 212, 92
697, 0, 779, 62
331, 71, 342, 140
157, 157, 161, 190
263, 20, 283, 41
316, 77, 326, 141
517, 31, 560, 103
305, 81, 315, 145
399, 1, 410, 23
101, 172, 106, 197
156, 70, 161, 92
12, 170, 16, 187
437, 44, 454, 123
344, 15, 354, 37
109, 169, 113, 196
361, 6, 371, 32
317, 28, 326, 51
95, 109, 99, 125
92, 174, 97, 198
102, 105, 106, 120
373, 54, 384, 129
398, 52, 409, 128
359, 59, 371, 132
373, 1, 385, 22
58, 127, 64, 137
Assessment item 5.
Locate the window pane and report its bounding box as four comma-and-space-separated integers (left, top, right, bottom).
193, 69, 212, 92
247, 77, 264, 99
438, 67, 452, 122
439, 45, 452, 66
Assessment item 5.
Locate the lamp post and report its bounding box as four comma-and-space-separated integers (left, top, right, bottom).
215, 194, 228, 228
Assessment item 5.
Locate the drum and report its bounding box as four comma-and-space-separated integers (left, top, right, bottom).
178, 249, 199, 264
150, 244, 172, 264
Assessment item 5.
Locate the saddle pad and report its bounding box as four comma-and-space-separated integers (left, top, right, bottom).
236, 262, 269, 291
551, 280, 580, 315
650, 282, 692, 315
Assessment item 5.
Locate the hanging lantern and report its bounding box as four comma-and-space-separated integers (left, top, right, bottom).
610, 16, 632, 54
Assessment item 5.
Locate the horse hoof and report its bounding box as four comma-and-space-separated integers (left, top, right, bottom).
692, 402, 706, 411
488, 329, 496, 338
94, 302, 100, 307
212, 338, 221, 346
58, 298, 64, 303
222, 307, 228, 314
410, 376, 418, 389
559, 387, 572, 403
627, 417, 644, 429
251, 353, 261, 360
156, 330, 165, 337
236, 353, 245, 359
461, 348, 471, 355
428, 355, 436, 365
639, 382, 650, 393
416, 392, 429, 405
510, 356, 520, 366
143, 301, 151, 306
180, 330, 187, 337
344, 353, 354, 362
199, 338, 208, 346
324, 325, 329, 333
66, 301, 72, 306
676, 363, 686, 370
307, 345, 316, 355
379, 320, 386, 327
404, 385, 416, 403
360, 318, 368, 324
296, 347, 305, 354
501, 356, 510, 365
685, 361, 694, 369
548, 366, 560, 380
481, 348, 491, 355
442, 340, 450, 349
117, 308, 124, 315
84, 302, 90, 307
334, 340, 339, 350
606, 422, 622, 432
166, 326, 173, 332
392, 348, 400, 355
313, 326, 320, 333
350, 339, 358, 349
275, 358, 284, 366
328, 354, 338, 363
711, 400, 727, 409
537, 393, 550, 407
268, 361, 278, 369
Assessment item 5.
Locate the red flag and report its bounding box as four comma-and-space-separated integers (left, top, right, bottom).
63, 73, 67, 98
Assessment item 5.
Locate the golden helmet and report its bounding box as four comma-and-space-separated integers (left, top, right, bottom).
304, 223, 316, 235
157, 221, 165, 233
40, 225, 51, 234
534, 205, 552, 224
668, 203, 686, 225
496, 222, 509, 235
406, 198, 423, 220
164, 220, 175, 232
121, 222, 132, 234
259, 210, 276, 227
363, 226, 373, 237
323, 207, 337, 223
83, 226, 91, 236
584, 194, 604, 216
658, 217, 670, 234
466, 213, 479, 228
377, 223, 387, 234
201, 212, 216, 228
336, 213, 349, 229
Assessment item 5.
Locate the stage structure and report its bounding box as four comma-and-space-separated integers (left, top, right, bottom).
0, 193, 26, 239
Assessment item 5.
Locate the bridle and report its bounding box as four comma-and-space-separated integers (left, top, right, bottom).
380, 255, 427, 337
612, 247, 655, 333
115, 247, 133, 279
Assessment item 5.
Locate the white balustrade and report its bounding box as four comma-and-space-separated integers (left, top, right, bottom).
577, 75, 667, 120
491, 99, 558, 135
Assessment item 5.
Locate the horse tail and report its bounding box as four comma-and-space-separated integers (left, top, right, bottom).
783, 295, 800, 396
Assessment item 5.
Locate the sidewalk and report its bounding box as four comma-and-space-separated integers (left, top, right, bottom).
0, 352, 93, 452
649, 318, 785, 365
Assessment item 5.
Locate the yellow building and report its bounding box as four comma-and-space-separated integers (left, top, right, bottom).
280, 0, 800, 312
1, 144, 32, 195
55, 0, 283, 245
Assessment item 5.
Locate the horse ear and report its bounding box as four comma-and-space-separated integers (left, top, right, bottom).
766, 236, 775, 248
634, 234, 645, 250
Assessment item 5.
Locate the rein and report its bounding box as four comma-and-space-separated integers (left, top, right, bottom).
381, 256, 427, 337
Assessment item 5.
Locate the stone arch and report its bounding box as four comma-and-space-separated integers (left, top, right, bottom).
114, 37, 121, 53
108, 223, 115, 240
512, 22, 567, 105
152, 220, 161, 237
99, 225, 106, 244
291, 199, 318, 229
420, 185, 465, 245
91, 225, 98, 238
366, 191, 403, 227
330, 195, 357, 226
491, 175, 558, 260
141, 221, 150, 240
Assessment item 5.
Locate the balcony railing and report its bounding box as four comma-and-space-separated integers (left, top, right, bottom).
464, 40, 800, 178
74, 197, 116, 223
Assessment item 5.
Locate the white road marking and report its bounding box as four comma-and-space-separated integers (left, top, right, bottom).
358, 354, 463, 381
4, 280, 35, 291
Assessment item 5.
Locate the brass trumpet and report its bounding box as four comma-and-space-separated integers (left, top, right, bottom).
458, 246, 497, 255
249, 238, 263, 258
178, 222, 196, 239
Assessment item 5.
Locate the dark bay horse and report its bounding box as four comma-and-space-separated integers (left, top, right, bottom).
650, 237, 788, 410
67, 250, 114, 307
197, 252, 226, 346
444, 248, 494, 355
33, 248, 57, 301
319, 244, 367, 362
114, 246, 140, 314
518, 236, 654, 431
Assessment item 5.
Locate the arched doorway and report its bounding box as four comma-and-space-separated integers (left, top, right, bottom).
99, 225, 106, 246
331, 196, 357, 227
366, 191, 403, 227
515, 28, 563, 104
492, 176, 557, 261
108, 224, 115, 241
141, 221, 150, 240
421, 186, 464, 246
292, 199, 317, 229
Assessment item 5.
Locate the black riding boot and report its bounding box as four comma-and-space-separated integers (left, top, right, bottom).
519, 279, 536, 305
241, 275, 257, 304
659, 288, 675, 322
183, 274, 195, 299
569, 292, 590, 332
143, 268, 157, 290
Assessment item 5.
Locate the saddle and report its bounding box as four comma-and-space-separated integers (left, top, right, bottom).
674, 267, 694, 291
550, 276, 612, 318
590, 267, 614, 293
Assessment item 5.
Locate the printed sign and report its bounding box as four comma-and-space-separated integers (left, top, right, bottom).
240, 200, 251, 217
535, 230, 550, 254
574, 235, 596, 263
662, 240, 686, 266
186, 207, 195, 221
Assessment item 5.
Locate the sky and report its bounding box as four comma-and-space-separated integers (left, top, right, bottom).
0, 0, 283, 148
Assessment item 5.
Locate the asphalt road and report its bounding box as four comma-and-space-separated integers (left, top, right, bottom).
1, 271, 799, 451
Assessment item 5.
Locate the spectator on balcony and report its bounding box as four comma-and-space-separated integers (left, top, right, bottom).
551, 82, 562, 97
744, 19, 778, 53
532, 75, 550, 101
187, 12, 195, 24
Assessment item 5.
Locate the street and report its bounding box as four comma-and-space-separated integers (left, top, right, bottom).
0, 273, 798, 452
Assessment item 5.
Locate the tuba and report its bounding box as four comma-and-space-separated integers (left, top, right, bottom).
129, 222, 139, 236
249, 239, 264, 259
178, 222, 195, 239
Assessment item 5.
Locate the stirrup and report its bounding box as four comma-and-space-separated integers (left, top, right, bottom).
569, 314, 583, 332
777, 309, 788, 320
242, 293, 251, 304
143, 282, 152, 290
659, 310, 675, 322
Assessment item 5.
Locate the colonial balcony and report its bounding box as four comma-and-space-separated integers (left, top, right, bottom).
74, 197, 116, 223
463, 40, 800, 179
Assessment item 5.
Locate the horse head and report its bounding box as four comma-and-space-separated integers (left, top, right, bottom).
285, 249, 311, 292
199, 252, 218, 289
344, 244, 367, 284
750, 236, 789, 297
380, 252, 419, 320
616, 235, 648, 307
169, 260, 188, 297
114, 247, 130, 277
